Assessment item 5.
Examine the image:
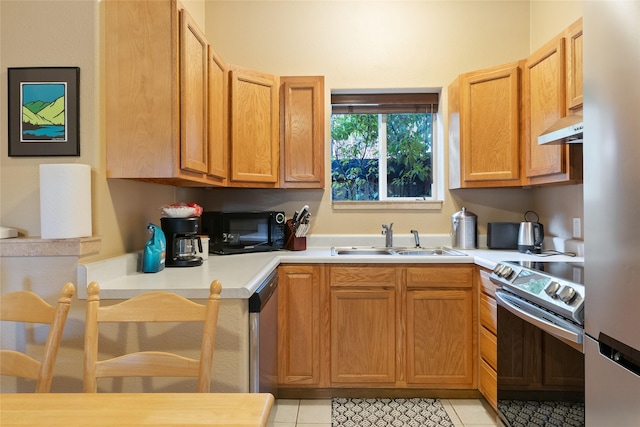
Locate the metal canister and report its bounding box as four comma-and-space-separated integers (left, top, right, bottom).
451, 207, 478, 249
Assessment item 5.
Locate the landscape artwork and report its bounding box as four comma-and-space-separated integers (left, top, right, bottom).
20, 82, 68, 142
8, 67, 80, 157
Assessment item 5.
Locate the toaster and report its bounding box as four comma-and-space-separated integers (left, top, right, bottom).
487, 222, 520, 249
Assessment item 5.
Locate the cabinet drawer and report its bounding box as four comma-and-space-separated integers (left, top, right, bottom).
479, 326, 497, 370
329, 266, 397, 288
478, 268, 499, 297
406, 265, 473, 288
479, 358, 497, 411
479, 292, 497, 334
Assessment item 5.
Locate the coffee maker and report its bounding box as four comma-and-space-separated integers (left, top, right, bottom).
161, 217, 203, 267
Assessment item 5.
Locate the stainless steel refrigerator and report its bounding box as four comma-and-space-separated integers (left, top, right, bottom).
583, 2, 640, 426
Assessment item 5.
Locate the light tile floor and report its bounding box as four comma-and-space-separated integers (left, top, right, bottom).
268, 398, 505, 427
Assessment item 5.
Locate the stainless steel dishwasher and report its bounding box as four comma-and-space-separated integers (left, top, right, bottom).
248, 270, 278, 395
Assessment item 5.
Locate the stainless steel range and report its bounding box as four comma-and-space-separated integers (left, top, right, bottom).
491, 261, 586, 427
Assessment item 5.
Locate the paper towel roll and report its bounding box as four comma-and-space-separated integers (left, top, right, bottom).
40, 164, 92, 239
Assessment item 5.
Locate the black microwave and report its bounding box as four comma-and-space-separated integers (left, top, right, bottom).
200, 211, 287, 255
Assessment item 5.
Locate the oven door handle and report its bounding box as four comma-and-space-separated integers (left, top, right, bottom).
495, 290, 584, 347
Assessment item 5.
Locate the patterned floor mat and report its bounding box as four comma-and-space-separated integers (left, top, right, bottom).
498, 400, 585, 427
332, 397, 454, 427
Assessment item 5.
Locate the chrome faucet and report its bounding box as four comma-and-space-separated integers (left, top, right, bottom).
411, 229, 421, 248
382, 223, 394, 247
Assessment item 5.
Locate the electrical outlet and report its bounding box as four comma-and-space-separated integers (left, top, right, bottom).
573, 218, 582, 239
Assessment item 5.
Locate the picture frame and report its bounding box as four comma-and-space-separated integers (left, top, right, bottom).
8, 67, 80, 157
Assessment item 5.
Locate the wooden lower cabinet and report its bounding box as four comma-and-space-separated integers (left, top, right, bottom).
406, 288, 474, 387
278, 264, 477, 394
277, 264, 325, 387
329, 266, 398, 386
479, 358, 498, 409
330, 287, 396, 384
477, 267, 499, 410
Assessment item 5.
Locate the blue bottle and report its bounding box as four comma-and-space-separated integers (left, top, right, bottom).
142, 223, 166, 273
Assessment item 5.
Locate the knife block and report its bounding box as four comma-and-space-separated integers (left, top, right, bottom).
284, 219, 306, 251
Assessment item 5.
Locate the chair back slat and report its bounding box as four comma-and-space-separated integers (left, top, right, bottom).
95, 351, 200, 378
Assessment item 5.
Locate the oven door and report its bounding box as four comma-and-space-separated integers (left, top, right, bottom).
496, 290, 585, 427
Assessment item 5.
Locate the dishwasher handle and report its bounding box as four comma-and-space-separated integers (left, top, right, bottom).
249, 270, 278, 313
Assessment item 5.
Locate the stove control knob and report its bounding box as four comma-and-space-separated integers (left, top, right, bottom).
493, 264, 504, 275
501, 266, 514, 279
558, 286, 577, 304
545, 281, 561, 298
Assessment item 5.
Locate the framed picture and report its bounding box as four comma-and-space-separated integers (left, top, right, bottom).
8, 67, 80, 157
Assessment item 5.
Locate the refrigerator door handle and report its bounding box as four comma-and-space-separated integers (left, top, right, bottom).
595, 332, 640, 377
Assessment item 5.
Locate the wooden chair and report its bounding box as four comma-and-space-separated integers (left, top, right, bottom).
0, 283, 75, 392
83, 280, 222, 393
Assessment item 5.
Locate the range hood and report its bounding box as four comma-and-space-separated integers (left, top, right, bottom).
538, 114, 583, 145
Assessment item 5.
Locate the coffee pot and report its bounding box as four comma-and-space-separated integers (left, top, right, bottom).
161, 217, 203, 267
518, 211, 544, 254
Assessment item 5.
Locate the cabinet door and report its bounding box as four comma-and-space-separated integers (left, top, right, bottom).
524, 36, 583, 185
229, 67, 279, 185
406, 288, 474, 387
460, 63, 521, 185
179, 8, 208, 174
278, 265, 323, 386
479, 358, 498, 411
525, 37, 565, 178
207, 47, 228, 181
330, 288, 396, 384
566, 18, 583, 111
329, 266, 397, 385
280, 76, 325, 188
477, 267, 498, 409
105, 0, 177, 179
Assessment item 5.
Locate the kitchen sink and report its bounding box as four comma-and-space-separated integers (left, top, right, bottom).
395, 247, 467, 256
331, 246, 467, 256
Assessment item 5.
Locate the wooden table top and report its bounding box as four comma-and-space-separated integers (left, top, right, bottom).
0, 392, 275, 427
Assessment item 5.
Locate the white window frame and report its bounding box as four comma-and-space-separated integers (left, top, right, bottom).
331, 93, 444, 211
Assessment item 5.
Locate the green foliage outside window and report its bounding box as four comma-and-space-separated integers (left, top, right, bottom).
331, 113, 432, 201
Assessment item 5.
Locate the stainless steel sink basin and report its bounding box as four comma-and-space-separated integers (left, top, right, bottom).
331, 247, 395, 256
395, 247, 467, 256
331, 246, 467, 256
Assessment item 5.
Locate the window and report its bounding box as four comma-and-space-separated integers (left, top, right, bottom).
330, 91, 439, 204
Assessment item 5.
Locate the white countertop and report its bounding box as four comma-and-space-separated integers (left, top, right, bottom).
77, 235, 582, 300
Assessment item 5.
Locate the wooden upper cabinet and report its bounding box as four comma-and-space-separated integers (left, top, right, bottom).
105, 0, 224, 186
179, 8, 208, 174
448, 61, 523, 189
105, 0, 177, 180
524, 33, 582, 185
525, 36, 566, 179
229, 66, 280, 187
279, 76, 325, 189
566, 18, 583, 111
207, 47, 228, 182
450, 18, 583, 189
